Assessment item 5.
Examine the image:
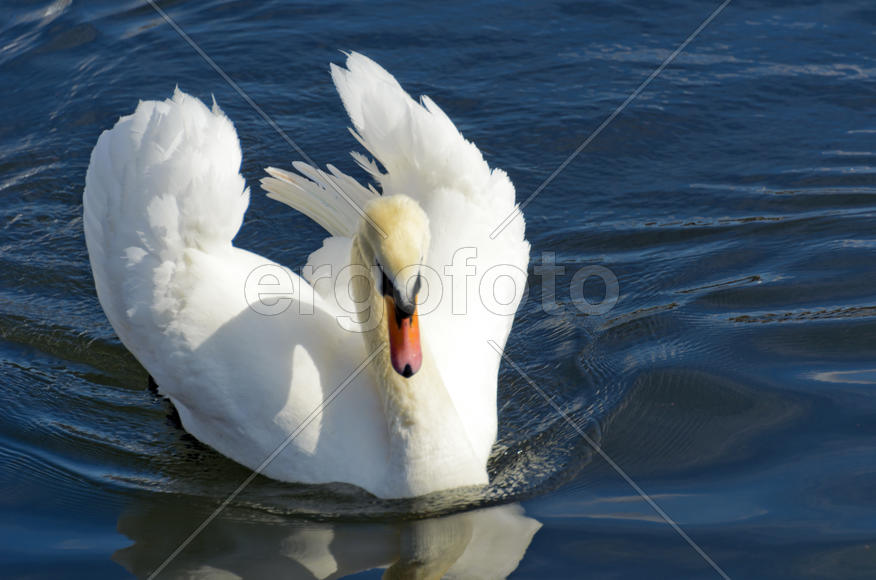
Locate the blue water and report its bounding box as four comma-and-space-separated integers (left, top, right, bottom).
3, 0, 876, 578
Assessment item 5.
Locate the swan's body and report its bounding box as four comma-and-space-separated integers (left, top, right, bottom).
83, 53, 529, 498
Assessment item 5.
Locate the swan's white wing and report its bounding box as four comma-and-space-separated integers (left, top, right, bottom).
260, 52, 529, 463
261, 162, 377, 239
261, 162, 377, 315
83, 89, 250, 359
330, 53, 531, 461
83, 90, 389, 491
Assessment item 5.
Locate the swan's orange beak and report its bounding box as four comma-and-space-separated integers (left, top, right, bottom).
385, 294, 422, 378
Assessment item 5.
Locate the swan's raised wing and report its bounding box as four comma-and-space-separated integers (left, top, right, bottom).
83, 89, 251, 362
84, 91, 392, 490
334, 53, 531, 459
260, 163, 374, 309
261, 53, 529, 461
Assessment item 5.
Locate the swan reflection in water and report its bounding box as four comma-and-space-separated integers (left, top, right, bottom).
114, 501, 540, 579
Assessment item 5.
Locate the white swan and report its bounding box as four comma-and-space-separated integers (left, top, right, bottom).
83, 53, 530, 499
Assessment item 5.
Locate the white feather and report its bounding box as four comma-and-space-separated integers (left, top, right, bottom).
84, 53, 530, 498
320, 53, 531, 459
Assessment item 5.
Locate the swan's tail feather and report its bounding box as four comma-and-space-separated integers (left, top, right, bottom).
261, 162, 376, 238
83, 89, 249, 344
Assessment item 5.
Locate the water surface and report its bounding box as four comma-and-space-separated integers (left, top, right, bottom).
2, 0, 876, 578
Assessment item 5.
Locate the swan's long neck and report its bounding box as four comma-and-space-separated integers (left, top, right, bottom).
350, 237, 487, 497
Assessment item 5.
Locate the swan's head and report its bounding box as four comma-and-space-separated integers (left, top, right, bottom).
358, 195, 430, 379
